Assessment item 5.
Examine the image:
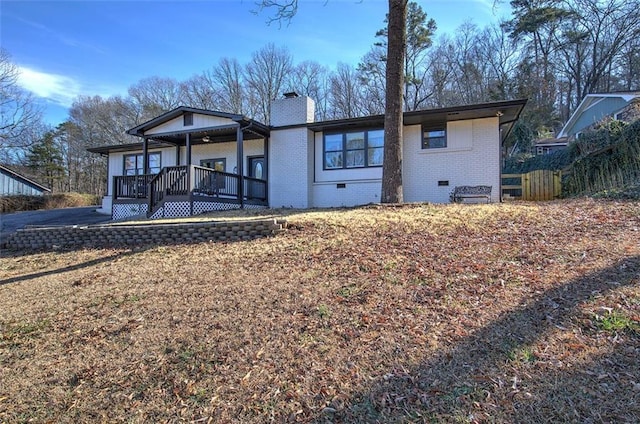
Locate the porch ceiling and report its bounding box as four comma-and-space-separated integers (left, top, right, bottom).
86, 125, 267, 156
125, 106, 270, 146
148, 124, 268, 146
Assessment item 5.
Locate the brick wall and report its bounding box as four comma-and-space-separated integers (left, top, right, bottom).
269, 127, 313, 208
3, 219, 287, 251
312, 180, 382, 208
270, 95, 315, 126
403, 117, 500, 203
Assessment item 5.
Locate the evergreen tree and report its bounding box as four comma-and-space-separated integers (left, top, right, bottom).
26, 130, 65, 192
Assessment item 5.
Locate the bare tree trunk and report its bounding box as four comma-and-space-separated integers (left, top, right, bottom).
381, 0, 407, 203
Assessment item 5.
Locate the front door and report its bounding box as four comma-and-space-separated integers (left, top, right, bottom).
247, 156, 265, 200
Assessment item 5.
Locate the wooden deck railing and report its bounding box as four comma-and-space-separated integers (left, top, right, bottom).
148, 166, 189, 215
113, 165, 267, 216
192, 166, 239, 198
244, 176, 267, 201
113, 174, 154, 199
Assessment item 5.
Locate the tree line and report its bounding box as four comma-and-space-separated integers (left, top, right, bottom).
1, 0, 638, 195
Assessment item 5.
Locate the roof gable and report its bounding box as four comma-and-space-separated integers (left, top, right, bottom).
144, 113, 237, 136
0, 164, 51, 194
127, 106, 262, 137
559, 92, 640, 137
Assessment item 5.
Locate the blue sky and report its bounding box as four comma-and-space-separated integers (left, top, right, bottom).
1, 0, 512, 125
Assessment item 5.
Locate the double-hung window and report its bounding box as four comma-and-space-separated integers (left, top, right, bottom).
323, 129, 384, 170
422, 128, 447, 149
124, 152, 161, 175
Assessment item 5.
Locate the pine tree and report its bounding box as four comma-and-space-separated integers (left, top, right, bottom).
26, 130, 65, 192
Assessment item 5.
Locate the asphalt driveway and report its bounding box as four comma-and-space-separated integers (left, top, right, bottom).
0, 206, 111, 243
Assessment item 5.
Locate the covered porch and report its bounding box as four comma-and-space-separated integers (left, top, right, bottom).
113, 165, 268, 219
91, 107, 270, 220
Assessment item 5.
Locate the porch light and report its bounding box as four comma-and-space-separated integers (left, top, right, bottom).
202, 135, 211, 143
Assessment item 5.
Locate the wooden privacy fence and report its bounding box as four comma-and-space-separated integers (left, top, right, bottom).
502, 170, 562, 201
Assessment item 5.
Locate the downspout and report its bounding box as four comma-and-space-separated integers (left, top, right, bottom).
264, 136, 269, 205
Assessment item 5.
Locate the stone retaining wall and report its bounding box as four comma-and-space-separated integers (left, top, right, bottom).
3, 219, 287, 251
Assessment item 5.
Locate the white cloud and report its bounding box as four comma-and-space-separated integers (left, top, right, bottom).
16, 66, 82, 107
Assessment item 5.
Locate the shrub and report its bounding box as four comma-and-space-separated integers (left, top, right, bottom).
0, 193, 100, 213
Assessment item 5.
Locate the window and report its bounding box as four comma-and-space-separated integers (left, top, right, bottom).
324, 134, 343, 169
422, 128, 446, 149
200, 158, 226, 190
184, 112, 193, 126
200, 158, 226, 172
323, 129, 384, 170
367, 130, 384, 166
123, 152, 161, 175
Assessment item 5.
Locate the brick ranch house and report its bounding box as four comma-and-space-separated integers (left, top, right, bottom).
89, 94, 527, 220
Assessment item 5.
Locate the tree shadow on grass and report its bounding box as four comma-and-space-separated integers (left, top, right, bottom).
325, 255, 640, 423
0, 248, 147, 286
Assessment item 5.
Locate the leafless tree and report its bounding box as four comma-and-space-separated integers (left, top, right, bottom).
244, 43, 293, 123
329, 63, 365, 119
128, 76, 185, 120
477, 24, 520, 101
287, 60, 330, 120
0, 48, 44, 153
557, 0, 640, 105
212, 57, 246, 114
357, 48, 386, 114
617, 39, 640, 91
65, 95, 141, 195
181, 73, 219, 111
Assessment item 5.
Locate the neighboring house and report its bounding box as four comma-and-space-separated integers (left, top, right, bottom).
0, 164, 52, 196
89, 95, 527, 220
534, 137, 568, 156
558, 92, 640, 139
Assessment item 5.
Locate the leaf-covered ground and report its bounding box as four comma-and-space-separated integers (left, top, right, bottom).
1, 198, 639, 423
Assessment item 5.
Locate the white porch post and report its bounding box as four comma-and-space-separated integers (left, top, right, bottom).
186, 133, 192, 166
237, 124, 244, 209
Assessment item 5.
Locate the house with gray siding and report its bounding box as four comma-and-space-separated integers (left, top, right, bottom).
0, 164, 51, 196
89, 95, 526, 220
558, 92, 640, 139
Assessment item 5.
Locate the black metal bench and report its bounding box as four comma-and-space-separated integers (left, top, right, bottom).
451, 185, 492, 203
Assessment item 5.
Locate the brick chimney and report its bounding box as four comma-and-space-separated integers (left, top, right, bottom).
270, 92, 315, 126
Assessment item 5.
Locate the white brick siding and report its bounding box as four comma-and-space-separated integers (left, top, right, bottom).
270, 96, 315, 126
312, 180, 381, 207
269, 127, 313, 208
311, 131, 382, 207
403, 117, 501, 203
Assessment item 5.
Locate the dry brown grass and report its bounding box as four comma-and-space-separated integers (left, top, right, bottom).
1, 198, 639, 423
1, 193, 100, 213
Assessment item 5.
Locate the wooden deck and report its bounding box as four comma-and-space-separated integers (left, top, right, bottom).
112, 165, 267, 219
